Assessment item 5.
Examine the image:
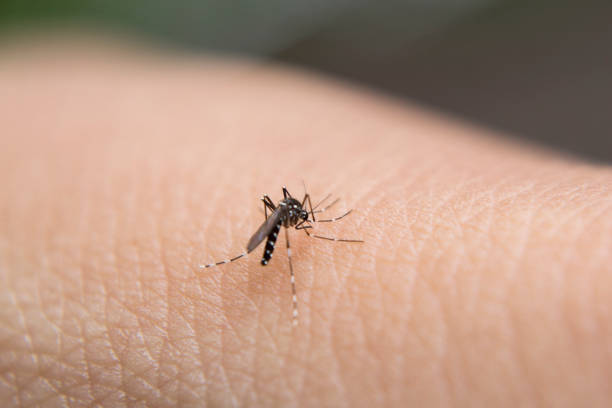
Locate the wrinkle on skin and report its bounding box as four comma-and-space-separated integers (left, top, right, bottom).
0, 37, 612, 407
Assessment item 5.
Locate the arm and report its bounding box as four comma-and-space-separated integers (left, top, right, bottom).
1, 39, 611, 407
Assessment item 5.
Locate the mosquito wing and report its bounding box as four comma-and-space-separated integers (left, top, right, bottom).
247, 209, 282, 253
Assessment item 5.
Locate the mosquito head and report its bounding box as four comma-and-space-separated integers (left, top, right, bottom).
300, 209, 309, 221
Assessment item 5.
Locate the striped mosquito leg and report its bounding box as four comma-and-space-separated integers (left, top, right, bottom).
313, 209, 353, 223
311, 194, 340, 214
199, 252, 248, 269
312, 193, 331, 210
303, 227, 363, 243
261, 194, 275, 220
285, 228, 299, 326
316, 197, 340, 213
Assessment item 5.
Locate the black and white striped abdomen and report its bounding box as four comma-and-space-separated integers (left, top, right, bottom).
261, 222, 281, 265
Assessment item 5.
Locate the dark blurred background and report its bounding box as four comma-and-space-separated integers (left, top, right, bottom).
1, 0, 610, 162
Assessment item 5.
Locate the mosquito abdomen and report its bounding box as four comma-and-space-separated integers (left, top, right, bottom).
261, 222, 281, 265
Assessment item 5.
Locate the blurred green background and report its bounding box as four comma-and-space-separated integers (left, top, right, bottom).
1, 0, 610, 162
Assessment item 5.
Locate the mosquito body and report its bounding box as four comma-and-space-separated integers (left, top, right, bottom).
200, 186, 362, 326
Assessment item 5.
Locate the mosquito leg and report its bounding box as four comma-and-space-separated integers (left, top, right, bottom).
312, 198, 340, 215
312, 193, 331, 210
303, 226, 363, 243
263, 195, 275, 209
199, 251, 248, 269
301, 193, 309, 208
261, 194, 275, 220
295, 221, 312, 230
285, 227, 299, 326
299, 193, 316, 222
262, 197, 268, 220
312, 209, 353, 223
307, 194, 316, 222
282, 186, 292, 199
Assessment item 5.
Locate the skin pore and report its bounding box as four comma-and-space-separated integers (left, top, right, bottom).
1, 38, 611, 407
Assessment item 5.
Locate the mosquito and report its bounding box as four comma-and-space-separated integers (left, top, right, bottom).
199, 186, 363, 326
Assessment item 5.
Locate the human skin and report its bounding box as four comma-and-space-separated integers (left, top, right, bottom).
1, 38, 612, 407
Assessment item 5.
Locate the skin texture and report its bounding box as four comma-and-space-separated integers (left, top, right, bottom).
1, 37, 612, 407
